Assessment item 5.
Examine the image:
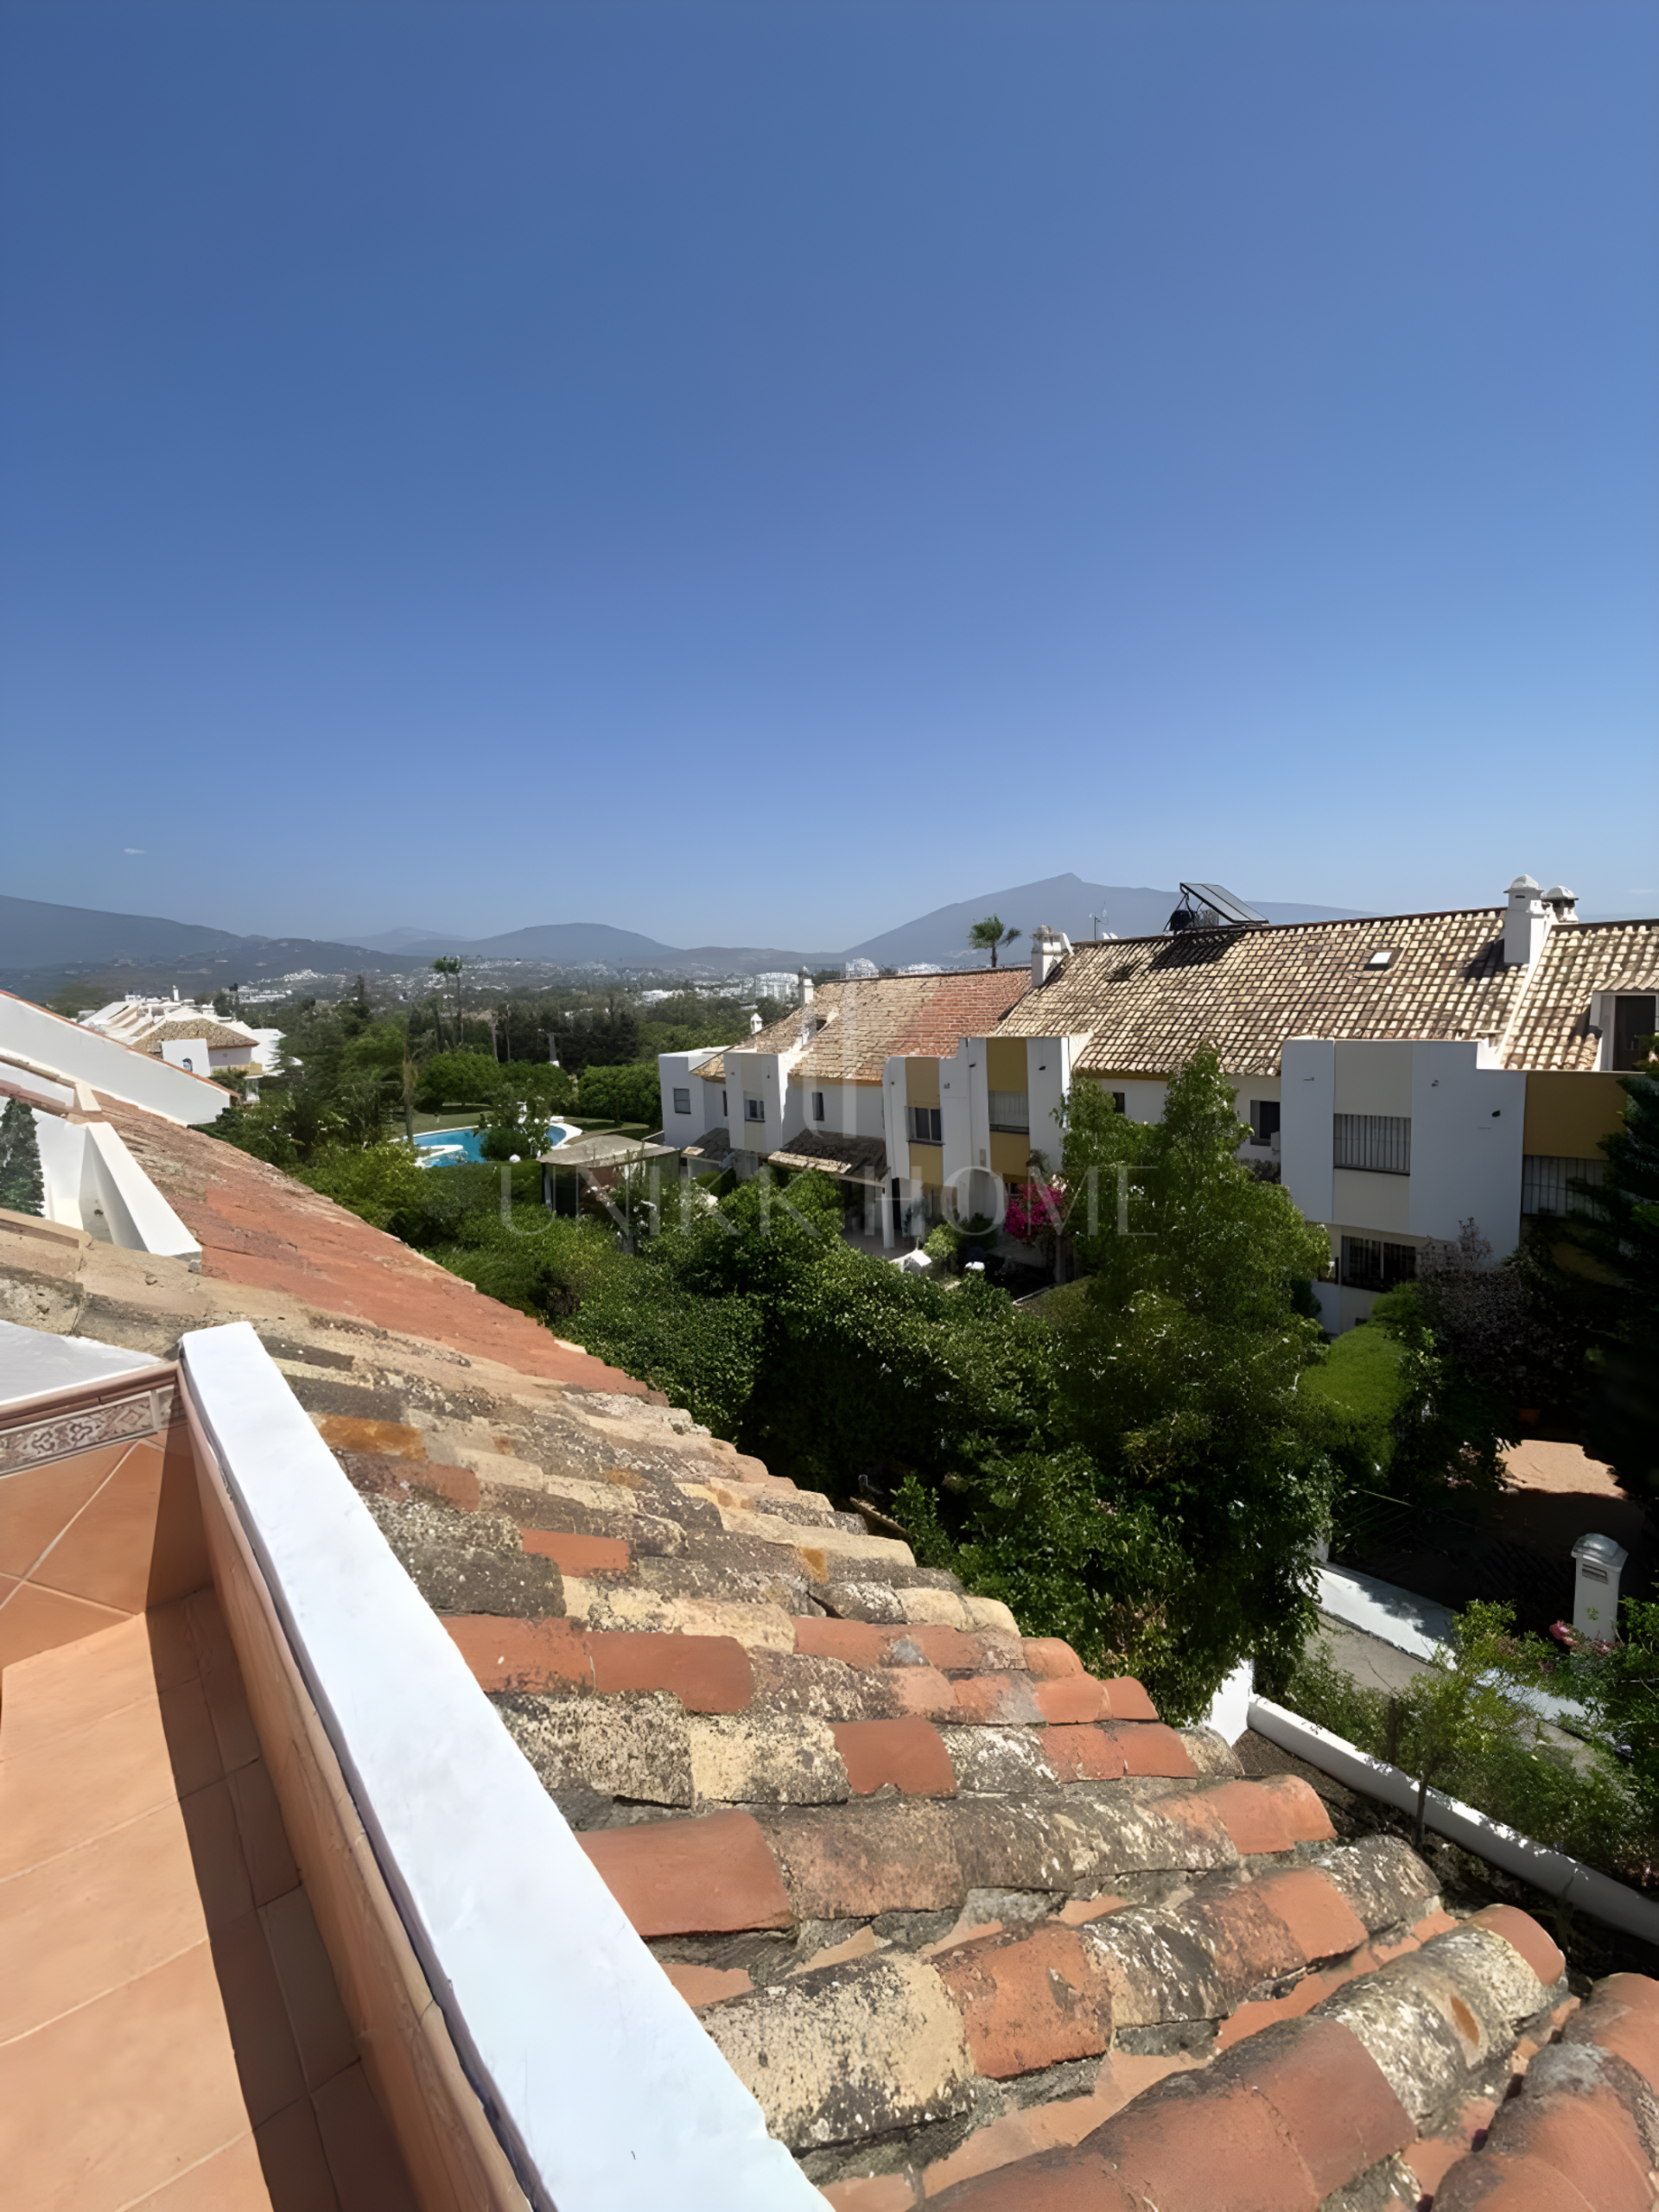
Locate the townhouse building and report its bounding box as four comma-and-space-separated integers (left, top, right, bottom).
659, 878, 1656, 1312
983, 877, 1654, 1329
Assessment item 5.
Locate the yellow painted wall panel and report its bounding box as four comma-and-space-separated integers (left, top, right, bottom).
906, 1058, 941, 1108
986, 1037, 1027, 1091
988, 1132, 1032, 1180
1523, 1072, 1625, 1159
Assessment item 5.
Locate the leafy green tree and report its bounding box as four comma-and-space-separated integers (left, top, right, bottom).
968, 914, 1021, 968
1554, 1072, 1659, 1497
415, 1052, 503, 1112
1038, 1050, 1337, 1715
578, 1063, 661, 1123
1388, 1602, 1542, 1848
431, 957, 464, 1050
0, 1098, 46, 1216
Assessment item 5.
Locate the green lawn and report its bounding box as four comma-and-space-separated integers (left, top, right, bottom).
1302, 1322, 1408, 1423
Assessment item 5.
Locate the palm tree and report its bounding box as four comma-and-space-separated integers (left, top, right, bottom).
968, 915, 1021, 969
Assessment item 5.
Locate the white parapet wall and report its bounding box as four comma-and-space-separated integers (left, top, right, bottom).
31, 1111, 201, 1261
1249, 1695, 1659, 1947
180, 1322, 820, 2212
0, 990, 232, 1124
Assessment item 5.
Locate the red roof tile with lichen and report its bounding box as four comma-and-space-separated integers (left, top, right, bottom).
11, 1092, 1657, 2209
95, 1095, 644, 1394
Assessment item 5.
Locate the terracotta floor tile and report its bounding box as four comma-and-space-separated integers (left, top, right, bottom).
30, 1438, 171, 1613
208, 1910, 308, 2127
0, 1611, 161, 1759
144, 1596, 206, 1694
0, 1580, 129, 1686
0, 1442, 128, 1579
227, 1758, 300, 1906
185, 1586, 240, 1680
198, 1636, 264, 1774
0, 1942, 251, 2212
253, 2096, 342, 2212
0, 1793, 237, 2041
179, 1777, 261, 1930
143, 1425, 212, 1609
311, 2063, 423, 2212
261, 1886, 359, 2091
0, 1673, 222, 1876
130, 2130, 274, 2210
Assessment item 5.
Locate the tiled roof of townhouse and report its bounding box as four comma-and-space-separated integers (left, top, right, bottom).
134, 1016, 264, 1054
1503, 918, 1659, 1072
4, 1085, 1656, 2206
994, 906, 1659, 1077
701, 969, 1033, 1088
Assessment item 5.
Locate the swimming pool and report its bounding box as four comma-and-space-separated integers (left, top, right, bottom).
413, 1122, 581, 1168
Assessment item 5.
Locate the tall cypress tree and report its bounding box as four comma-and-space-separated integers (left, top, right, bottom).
0, 1097, 45, 1217
1560, 1071, 1659, 1498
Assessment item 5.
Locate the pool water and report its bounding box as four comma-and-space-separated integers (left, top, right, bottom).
414, 1122, 580, 1168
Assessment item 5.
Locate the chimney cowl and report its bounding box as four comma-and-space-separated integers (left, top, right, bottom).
1509, 874, 1541, 893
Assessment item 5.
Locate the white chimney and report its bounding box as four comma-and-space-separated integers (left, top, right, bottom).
1030, 925, 1071, 987
1503, 875, 1551, 967
1542, 884, 1580, 925
798, 969, 814, 1006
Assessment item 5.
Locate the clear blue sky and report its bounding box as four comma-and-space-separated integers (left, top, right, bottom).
2, 0, 1654, 948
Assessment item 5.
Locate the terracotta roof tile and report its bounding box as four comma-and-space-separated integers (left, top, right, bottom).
14, 1086, 1657, 2201
989, 908, 1659, 1076
712, 969, 1032, 1089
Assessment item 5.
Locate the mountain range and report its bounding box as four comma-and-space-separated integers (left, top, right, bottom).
347, 876, 1362, 969
0, 874, 1364, 999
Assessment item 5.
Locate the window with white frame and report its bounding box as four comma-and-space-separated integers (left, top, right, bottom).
906, 1104, 943, 1144
1249, 1100, 1281, 1145
744, 1096, 765, 1122
1333, 1113, 1411, 1175
988, 1090, 1029, 1133
671, 1086, 691, 1116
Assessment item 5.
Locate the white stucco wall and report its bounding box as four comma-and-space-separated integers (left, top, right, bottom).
658, 1049, 723, 1147
28, 1109, 200, 1258
1407, 1041, 1526, 1249
1281, 1039, 1337, 1224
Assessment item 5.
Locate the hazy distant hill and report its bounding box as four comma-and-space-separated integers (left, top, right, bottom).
0, 892, 425, 999
2, 875, 1366, 1001
844, 874, 1363, 968
358, 877, 1362, 973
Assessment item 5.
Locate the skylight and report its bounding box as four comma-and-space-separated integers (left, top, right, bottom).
1364, 950, 1394, 969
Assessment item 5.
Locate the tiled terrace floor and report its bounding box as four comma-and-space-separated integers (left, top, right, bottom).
0, 1595, 418, 2211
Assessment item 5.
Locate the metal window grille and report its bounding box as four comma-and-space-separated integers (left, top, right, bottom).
744, 1096, 766, 1122
1521, 1155, 1605, 1216
1340, 1237, 1417, 1292
671, 1087, 691, 1116
906, 1105, 943, 1144
988, 1090, 1029, 1133
1333, 1113, 1411, 1174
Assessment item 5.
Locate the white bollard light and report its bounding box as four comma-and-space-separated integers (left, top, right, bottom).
1570, 1533, 1628, 1641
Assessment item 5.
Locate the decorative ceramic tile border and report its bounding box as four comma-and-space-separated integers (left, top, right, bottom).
0, 1382, 176, 1475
